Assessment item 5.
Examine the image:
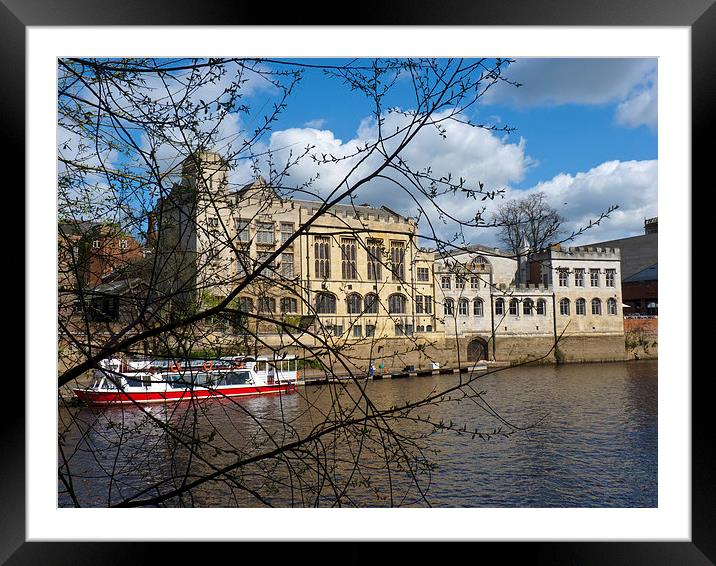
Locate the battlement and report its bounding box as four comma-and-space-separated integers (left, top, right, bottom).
552, 246, 621, 259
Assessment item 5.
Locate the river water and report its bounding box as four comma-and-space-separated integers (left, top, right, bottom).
58, 360, 657, 508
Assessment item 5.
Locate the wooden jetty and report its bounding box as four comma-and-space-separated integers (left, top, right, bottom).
298, 361, 510, 386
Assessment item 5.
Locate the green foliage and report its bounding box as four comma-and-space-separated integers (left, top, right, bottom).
298, 358, 324, 370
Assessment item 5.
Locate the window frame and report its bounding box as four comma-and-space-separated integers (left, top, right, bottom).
256, 221, 275, 244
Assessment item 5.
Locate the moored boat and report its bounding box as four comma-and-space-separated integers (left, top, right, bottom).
73, 355, 301, 405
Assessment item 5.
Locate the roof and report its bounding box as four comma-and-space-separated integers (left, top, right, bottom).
623, 263, 658, 283
90, 277, 146, 294
446, 243, 512, 259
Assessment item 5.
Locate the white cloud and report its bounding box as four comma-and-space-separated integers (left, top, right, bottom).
303, 118, 327, 129
482, 58, 658, 132
522, 159, 657, 244
485, 58, 655, 106
615, 83, 658, 131
398, 159, 657, 249
257, 111, 534, 230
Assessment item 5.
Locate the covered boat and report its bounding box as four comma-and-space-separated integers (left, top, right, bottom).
73, 355, 300, 405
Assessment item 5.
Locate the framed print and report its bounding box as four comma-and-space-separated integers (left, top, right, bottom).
8, 0, 706, 562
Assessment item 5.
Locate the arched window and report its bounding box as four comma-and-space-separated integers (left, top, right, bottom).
388, 293, 407, 314
509, 299, 519, 315
315, 292, 337, 314
559, 298, 570, 315
346, 293, 363, 314
592, 298, 602, 315
364, 293, 379, 314
607, 298, 618, 315
495, 298, 505, 316
473, 298, 483, 316
280, 297, 298, 314
314, 236, 331, 279
444, 298, 454, 316
576, 298, 586, 315
536, 299, 546, 315
523, 299, 534, 315
458, 298, 469, 316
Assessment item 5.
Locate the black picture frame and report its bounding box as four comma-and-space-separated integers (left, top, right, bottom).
7, 0, 704, 562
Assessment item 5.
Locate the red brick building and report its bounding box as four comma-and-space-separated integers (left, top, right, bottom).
58, 220, 145, 288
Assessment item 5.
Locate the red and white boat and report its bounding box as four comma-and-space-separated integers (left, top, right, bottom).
73, 355, 301, 405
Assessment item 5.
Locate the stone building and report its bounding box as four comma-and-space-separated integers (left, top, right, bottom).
151, 151, 629, 365
583, 217, 657, 315
153, 152, 437, 342
435, 243, 625, 362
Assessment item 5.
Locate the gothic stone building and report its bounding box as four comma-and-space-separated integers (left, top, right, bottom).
153, 152, 626, 364
153, 152, 437, 343
435, 243, 625, 362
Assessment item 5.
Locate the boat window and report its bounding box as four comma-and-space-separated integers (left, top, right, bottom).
218, 371, 252, 386
194, 373, 209, 386
170, 374, 187, 388
256, 361, 266, 372
125, 375, 143, 387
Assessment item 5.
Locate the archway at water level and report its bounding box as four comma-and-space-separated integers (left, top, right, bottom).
467, 337, 489, 362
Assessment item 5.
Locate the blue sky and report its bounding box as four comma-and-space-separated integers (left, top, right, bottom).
269, 58, 657, 190
228, 57, 658, 246
59, 57, 658, 247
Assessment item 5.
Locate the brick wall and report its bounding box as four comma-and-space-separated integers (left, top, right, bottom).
623, 317, 658, 333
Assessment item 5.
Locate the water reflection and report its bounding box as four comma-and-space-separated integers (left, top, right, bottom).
59, 361, 657, 508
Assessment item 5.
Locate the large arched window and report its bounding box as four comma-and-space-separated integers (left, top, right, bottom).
388, 293, 407, 314
346, 293, 363, 314
591, 298, 602, 315
523, 299, 534, 315
536, 299, 546, 315
315, 292, 337, 314
364, 293, 379, 314
576, 298, 586, 315
509, 299, 519, 315
458, 298, 469, 316
444, 298, 454, 316
495, 298, 505, 316
607, 298, 618, 315
559, 298, 570, 315
473, 298, 484, 316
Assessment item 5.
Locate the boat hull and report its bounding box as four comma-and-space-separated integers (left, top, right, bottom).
73, 383, 295, 405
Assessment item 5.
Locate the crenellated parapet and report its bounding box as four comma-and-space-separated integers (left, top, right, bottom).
550, 246, 621, 260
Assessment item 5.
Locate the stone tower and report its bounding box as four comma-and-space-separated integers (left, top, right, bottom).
180, 150, 229, 195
